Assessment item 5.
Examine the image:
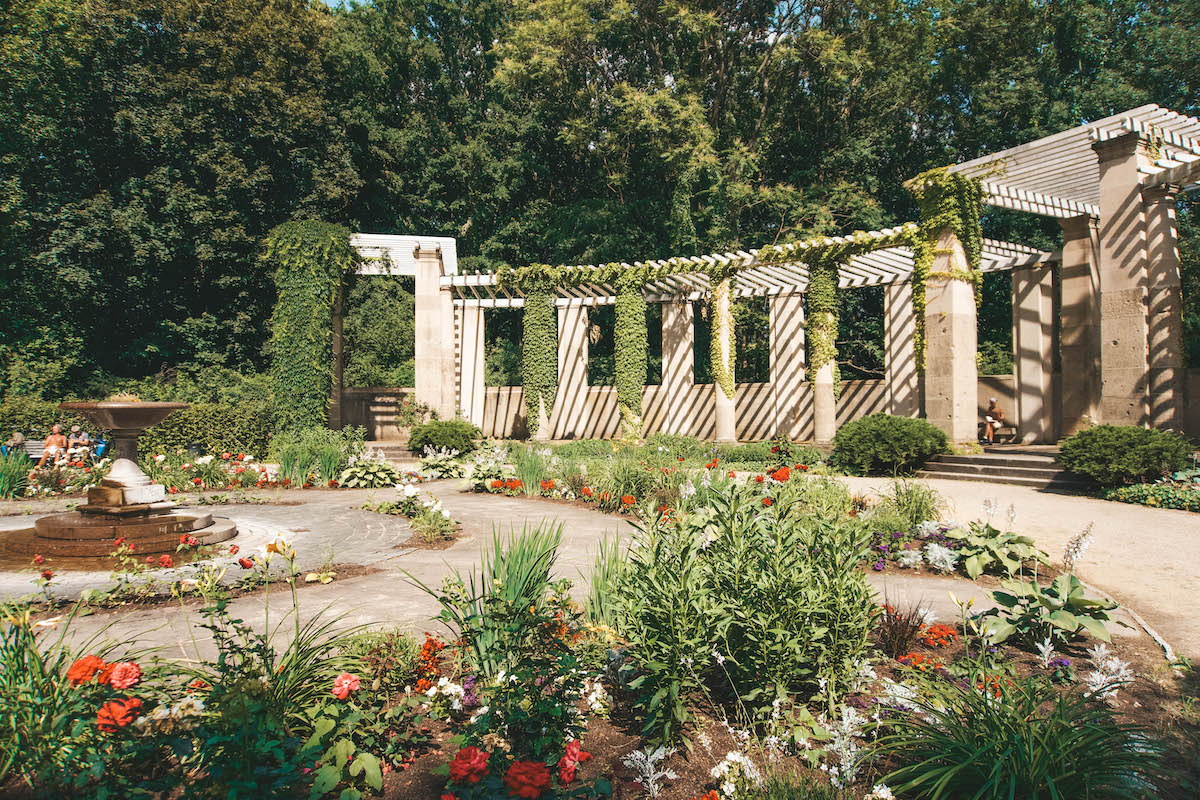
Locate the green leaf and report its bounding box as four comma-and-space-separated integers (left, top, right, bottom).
1076, 616, 1112, 642
310, 765, 341, 797
350, 753, 382, 790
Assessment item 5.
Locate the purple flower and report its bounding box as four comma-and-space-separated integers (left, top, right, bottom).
1050, 657, 1071, 668
891, 531, 904, 539
872, 559, 886, 571
877, 544, 890, 553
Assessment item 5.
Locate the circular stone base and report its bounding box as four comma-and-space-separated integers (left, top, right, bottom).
0, 513, 238, 564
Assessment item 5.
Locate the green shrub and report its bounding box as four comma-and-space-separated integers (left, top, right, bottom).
877, 479, 944, 526
270, 426, 365, 485
0, 396, 93, 440
714, 440, 775, 465
832, 414, 949, 475
1059, 424, 1191, 487
1104, 482, 1200, 511
338, 628, 421, 695
338, 460, 404, 488
138, 402, 273, 458
546, 439, 618, 458
408, 418, 481, 456
643, 433, 708, 460
876, 674, 1164, 798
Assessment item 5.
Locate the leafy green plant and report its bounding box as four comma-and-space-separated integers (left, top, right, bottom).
875, 673, 1164, 799
1059, 424, 1191, 487
407, 521, 563, 677
878, 479, 944, 527
271, 426, 365, 486
338, 628, 421, 694
1105, 481, 1200, 511
583, 534, 625, 629
831, 414, 949, 475
420, 445, 465, 478
510, 444, 550, 493
944, 522, 1049, 579
338, 459, 403, 488
0, 449, 29, 498
408, 418, 481, 456
979, 573, 1126, 645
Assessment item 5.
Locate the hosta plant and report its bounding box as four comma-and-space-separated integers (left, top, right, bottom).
338, 460, 403, 488
943, 522, 1049, 580
978, 573, 1126, 645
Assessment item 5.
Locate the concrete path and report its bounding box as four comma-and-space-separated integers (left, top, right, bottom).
5, 477, 1186, 661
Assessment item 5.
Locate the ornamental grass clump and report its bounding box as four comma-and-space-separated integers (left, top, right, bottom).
875, 673, 1164, 799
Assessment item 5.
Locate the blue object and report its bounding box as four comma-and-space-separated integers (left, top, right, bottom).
94, 440, 107, 458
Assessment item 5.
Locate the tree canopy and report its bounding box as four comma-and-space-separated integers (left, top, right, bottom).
1, 0, 1196, 394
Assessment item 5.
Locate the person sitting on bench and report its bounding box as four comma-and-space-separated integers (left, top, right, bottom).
2, 429, 23, 457
983, 398, 1006, 445
37, 425, 68, 467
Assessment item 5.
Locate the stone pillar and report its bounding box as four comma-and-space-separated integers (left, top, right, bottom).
414, 244, 457, 419
812, 362, 836, 444
1093, 132, 1152, 426
924, 228, 979, 443
662, 300, 695, 436
1011, 264, 1056, 443
552, 304, 589, 439
328, 282, 345, 429
1144, 185, 1186, 430
458, 305, 486, 429
884, 281, 918, 417
712, 277, 738, 443
1058, 215, 1101, 435
770, 293, 806, 439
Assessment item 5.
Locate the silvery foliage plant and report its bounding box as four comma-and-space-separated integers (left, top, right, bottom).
622, 746, 677, 798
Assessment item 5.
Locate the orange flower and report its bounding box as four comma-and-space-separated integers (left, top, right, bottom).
67, 655, 108, 685
770, 466, 791, 482
762, 497, 772, 507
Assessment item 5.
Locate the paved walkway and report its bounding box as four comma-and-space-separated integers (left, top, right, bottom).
2, 477, 1190, 660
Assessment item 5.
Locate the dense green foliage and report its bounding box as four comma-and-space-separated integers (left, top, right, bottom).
265, 221, 360, 433
877, 674, 1163, 798
408, 419, 482, 456
832, 414, 950, 474
1105, 482, 1200, 511
269, 425, 365, 485
138, 403, 274, 459
614, 280, 649, 438
520, 285, 557, 434
343, 276, 415, 388
1, 0, 1196, 391
1059, 424, 1192, 487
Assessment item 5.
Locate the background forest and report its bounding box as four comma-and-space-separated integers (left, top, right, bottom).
1, 0, 1196, 400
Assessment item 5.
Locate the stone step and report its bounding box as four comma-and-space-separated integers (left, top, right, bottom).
916, 468, 1091, 490
924, 460, 1065, 479
933, 453, 1062, 469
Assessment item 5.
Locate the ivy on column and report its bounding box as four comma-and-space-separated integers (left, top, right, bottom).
263, 221, 359, 432
806, 255, 842, 395
521, 277, 558, 435
614, 274, 648, 439
709, 272, 737, 400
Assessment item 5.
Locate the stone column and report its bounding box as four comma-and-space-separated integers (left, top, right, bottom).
712, 276, 738, 443
1144, 185, 1185, 430
328, 282, 345, 429
884, 281, 918, 417
552, 303, 589, 439
770, 293, 806, 439
662, 300, 695, 436
458, 305, 486, 429
924, 228, 979, 443
812, 362, 836, 444
414, 244, 457, 419
1058, 215, 1101, 435
1011, 264, 1056, 443
1093, 132, 1152, 426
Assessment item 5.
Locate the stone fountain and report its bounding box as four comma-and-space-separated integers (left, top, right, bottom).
1, 402, 236, 564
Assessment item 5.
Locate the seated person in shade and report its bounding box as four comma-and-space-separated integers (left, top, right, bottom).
37, 424, 69, 467
68, 425, 91, 453
983, 398, 1005, 444
2, 430, 24, 457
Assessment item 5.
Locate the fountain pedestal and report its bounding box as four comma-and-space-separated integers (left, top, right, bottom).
0, 402, 239, 564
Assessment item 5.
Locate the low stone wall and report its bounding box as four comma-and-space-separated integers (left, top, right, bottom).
342, 388, 412, 441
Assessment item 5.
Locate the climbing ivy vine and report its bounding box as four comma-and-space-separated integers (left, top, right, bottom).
805, 256, 840, 374
614, 275, 648, 439
906, 168, 984, 368
264, 221, 359, 432
709, 274, 737, 401
520, 278, 558, 435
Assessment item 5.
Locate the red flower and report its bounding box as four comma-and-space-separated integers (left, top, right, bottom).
32, 554, 45, 565
755, 475, 764, 484
96, 697, 142, 732
113, 537, 126, 548
129, 543, 137, 552
282, 479, 291, 487
168, 486, 179, 494
705, 458, 718, 469
581, 486, 594, 497
238, 557, 253, 569
490, 480, 503, 490
158, 554, 174, 568
145, 556, 155, 565
179, 534, 189, 544
770, 466, 791, 482
504, 760, 551, 798
620, 494, 636, 507
799, 464, 809, 471
188, 679, 209, 691
229, 544, 239, 555
728, 470, 737, 478
186, 535, 199, 547
191, 477, 203, 486
557, 739, 592, 785
67, 655, 108, 685
762, 497, 773, 507
108, 661, 142, 690
448, 746, 490, 785
332, 672, 360, 700
41, 569, 53, 580
442, 796, 457, 800
328, 480, 338, 488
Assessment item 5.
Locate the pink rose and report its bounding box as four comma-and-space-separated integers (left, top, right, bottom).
332, 672, 360, 701
108, 661, 142, 690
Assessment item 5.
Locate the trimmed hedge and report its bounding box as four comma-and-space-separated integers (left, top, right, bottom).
0, 397, 93, 439
138, 403, 273, 458
409, 419, 482, 456
832, 413, 949, 475
1059, 425, 1191, 487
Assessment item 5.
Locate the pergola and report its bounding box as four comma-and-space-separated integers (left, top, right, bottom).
342, 104, 1198, 445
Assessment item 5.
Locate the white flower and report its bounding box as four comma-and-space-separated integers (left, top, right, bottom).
679, 481, 697, 498
1063, 522, 1095, 572
154, 454, 166, 462
711, 648, 725, 665
402, 484, 419, 498
441, 508, 451, 519
865, 785, 896, 800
